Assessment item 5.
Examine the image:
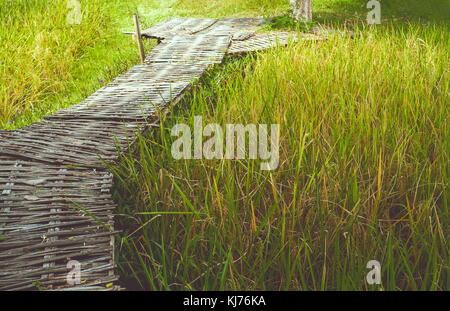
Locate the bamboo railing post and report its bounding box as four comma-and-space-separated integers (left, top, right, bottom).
133, 14, 146, 63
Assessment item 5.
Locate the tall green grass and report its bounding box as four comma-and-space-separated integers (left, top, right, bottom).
111, 22, 448, 290
2, 0, 448, 129
0, 0, 146, 129
2, 0, 448, 291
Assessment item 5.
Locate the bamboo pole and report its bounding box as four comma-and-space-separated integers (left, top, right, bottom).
133, 14, 145, 63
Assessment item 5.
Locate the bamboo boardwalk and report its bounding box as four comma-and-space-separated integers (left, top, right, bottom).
0, 18, 318, 290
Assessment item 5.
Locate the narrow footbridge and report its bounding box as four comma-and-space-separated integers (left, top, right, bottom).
0, 18, 317, 290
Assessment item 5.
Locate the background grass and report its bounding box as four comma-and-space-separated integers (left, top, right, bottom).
0, 0, 289, 129
109, 1, 449, 290
0, 0, 146, 129
1, 0, 448, 291
2, 0, 447, 129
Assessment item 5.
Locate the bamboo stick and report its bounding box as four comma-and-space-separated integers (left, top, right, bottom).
133, 14, 145, 63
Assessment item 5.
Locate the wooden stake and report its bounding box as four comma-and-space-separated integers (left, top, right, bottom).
133, 14, 145, 63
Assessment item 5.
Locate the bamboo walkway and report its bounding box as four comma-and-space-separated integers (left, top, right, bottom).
0, 18, 318, 290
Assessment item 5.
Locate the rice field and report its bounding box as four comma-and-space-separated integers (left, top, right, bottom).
110, 3, 449, 290
1, 0, 448, 291
0, 0, 148, 129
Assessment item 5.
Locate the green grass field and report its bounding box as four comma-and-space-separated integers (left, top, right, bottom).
1, 0, 449, 290
0, 0, 141, 129
0, 0, 287, 129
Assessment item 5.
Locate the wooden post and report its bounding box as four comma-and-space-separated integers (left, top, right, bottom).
290, 0, 312, 21
133, 14, 146, 63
